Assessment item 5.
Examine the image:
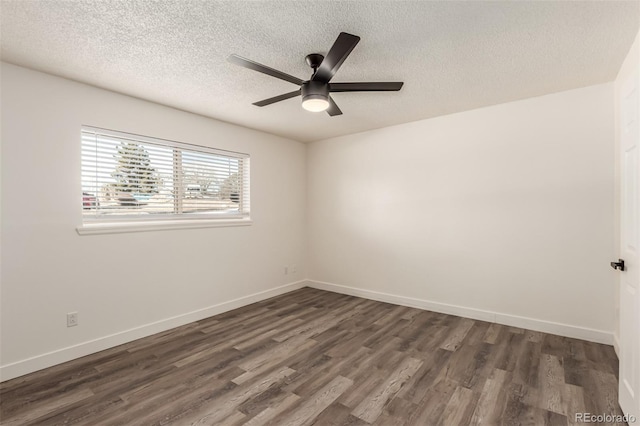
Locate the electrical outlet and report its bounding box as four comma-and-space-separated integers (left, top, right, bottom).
291, 264, 297, 274
284, 266, 289, 275
67, 312, 78, 327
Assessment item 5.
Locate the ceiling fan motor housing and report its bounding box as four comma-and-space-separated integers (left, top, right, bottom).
301, 80, 329, 102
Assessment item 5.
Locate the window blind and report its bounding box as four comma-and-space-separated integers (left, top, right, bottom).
81, 126, 250, 223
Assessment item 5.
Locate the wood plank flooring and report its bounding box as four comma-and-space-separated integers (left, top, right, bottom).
0, 288, 624, 425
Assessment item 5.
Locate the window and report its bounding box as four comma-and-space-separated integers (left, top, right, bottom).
79, 126, 250, 233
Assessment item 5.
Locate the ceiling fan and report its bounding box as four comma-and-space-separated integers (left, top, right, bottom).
228, 32, 404, 116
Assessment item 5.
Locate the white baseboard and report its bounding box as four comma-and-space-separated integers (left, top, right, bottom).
613, 333, 621, 357
0, 280, 306, 382
306, 280, 613, 345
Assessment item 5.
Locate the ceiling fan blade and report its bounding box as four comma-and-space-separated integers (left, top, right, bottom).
253, 90, 301, 107
330, 82, 404, 92
326, 96, 343, 116
228, 54, 303, 86
312, 32, 360, 83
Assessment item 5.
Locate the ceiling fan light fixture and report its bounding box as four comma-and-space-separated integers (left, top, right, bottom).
301, 81, 329, 112
302, 96, 329, 112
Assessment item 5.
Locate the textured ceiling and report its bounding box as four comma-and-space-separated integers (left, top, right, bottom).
1, 1, 639, 143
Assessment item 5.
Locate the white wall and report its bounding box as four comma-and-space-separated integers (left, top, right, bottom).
308, 83, 616, 343
0, 63, 307, 380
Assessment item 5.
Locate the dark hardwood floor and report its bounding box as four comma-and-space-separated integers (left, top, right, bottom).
0, 288, 623, 425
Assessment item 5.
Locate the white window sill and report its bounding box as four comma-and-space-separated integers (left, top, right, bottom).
77, 218, 253, 235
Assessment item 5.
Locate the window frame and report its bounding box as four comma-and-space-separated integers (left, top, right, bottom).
77, 126, 251, 235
